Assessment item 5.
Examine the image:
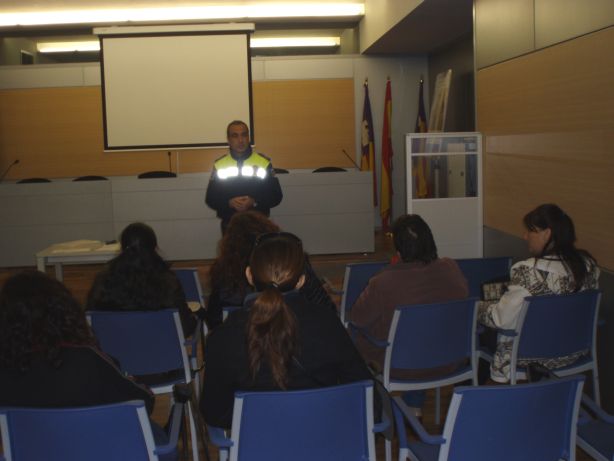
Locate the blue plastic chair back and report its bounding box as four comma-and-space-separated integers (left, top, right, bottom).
517, 289, 600, 358
173, 268, 204, 307
340, 261, 388, 322
230, 381, 376, 461
388, 299, 478, 371
440, 376, 584, 461
0, 401, 157, 461
87, 309, 187, 377
455, 257, 511, 298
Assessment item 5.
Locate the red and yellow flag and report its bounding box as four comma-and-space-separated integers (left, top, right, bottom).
361, 81, 377, 206
380, 79, 393, 231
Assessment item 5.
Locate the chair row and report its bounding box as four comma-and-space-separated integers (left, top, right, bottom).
4, 374, 613, 461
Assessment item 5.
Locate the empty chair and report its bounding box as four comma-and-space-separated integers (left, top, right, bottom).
138, 171, 176, 178
86, 309, 202, 461
336, 260, 388, 324
312, 166, 347, 172
73, 175, 108, 181
479, 289, 601, 403
395, 376, 584, 461
349, 298, 478, 461
0, 400, 183, 461
577, 394, 614, 461
455, 256, 511, 298
16, 177, 51, 183
208, 381, 386, 461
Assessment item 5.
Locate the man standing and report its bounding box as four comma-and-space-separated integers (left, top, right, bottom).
205, 120, 283, 232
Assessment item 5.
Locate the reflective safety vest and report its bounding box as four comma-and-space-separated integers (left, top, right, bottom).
214, 152, 270, 180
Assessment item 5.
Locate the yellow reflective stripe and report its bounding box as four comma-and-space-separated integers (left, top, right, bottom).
214, 152, 270, 180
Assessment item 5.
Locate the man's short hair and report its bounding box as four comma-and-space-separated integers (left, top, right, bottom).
226, 120, 249, 138
392, 214, 438, 263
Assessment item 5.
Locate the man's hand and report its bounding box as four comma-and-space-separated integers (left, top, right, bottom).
229, 196, 255, 211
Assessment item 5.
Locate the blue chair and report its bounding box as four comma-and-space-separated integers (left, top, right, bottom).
336, 260, 388, 325
383, 299, 478, 425
577, 394, 614, 461
349, 298, 478, 461
455, 256, 511, 298
479, 289, 601, 403
208, 381, 386, 461
173, 267, 208, 334
394, 376, 584, 461
0, 400, 183, 461
86, 309, 202, 461
173, 268, 205, 311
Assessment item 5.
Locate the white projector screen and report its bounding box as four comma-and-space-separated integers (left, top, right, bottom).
97, 25, 253, 151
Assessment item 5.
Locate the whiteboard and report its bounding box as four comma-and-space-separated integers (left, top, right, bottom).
99, 28, 252, 151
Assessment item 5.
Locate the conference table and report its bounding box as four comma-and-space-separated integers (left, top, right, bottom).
36, 240, 120, 281
3, 170, 374, 268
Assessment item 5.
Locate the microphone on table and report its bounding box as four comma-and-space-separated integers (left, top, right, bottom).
342, 149, 361, 170
0, 159, 20, 183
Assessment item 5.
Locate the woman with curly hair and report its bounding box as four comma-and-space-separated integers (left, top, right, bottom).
206, 211, 335, 329
478, 203, 599, 383
87, 222, 197, 336
201, 232, 371, 428
0, 270, 154, 411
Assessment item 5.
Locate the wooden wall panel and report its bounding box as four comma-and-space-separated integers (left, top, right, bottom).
0, 78, 355, 179
477, 27, 614, 269
252, 79, 356, 169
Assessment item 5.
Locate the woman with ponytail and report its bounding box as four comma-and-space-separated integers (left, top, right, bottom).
201, 232, 371, 429
87, 222, 197, 336
478, 204, 599, 383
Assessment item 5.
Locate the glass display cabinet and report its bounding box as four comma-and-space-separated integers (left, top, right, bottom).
405, 132, 482, 258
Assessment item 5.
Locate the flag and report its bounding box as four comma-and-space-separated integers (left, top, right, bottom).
380, 79, 393, 231
414, 78, 429, 198
360, 81, 377, 206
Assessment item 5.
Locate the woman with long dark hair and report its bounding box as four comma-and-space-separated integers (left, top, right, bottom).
201, 232, 371, 429
87, 222, 197, 335
206, 211, 336, 329
478, 203, 599, 382
0, 270, 154, 411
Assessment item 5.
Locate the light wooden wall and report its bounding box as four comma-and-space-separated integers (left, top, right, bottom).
477, 26, 614, 270
0, 78, 355, 179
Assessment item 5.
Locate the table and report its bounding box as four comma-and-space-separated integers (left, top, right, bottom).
36, 240, 120, 281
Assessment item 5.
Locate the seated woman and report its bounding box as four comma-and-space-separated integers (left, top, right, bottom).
350, 214, 468, 414
0, 269, 153, 401
201, 232, 372, 429
350, 214, 469, 373
206, 211, 336, 329
478, 203, 599, 383
87, 222, 197, 336
0, 271, 176, 457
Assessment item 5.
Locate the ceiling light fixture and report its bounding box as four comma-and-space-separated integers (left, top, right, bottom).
251, 37, 341, 48
37, 41, 100, 53
37, 35, 342, 53
0, 3, 364, 27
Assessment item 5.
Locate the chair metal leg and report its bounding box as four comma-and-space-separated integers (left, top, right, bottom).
385, 438, 392, 461
593, 369, 601, 406
435, 388, 441, 426
187, 402, 200, 461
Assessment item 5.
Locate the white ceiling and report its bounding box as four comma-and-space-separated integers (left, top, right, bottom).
0, 0, 473, 55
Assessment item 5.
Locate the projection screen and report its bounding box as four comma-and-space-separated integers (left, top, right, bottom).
95, 24, 254, 151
